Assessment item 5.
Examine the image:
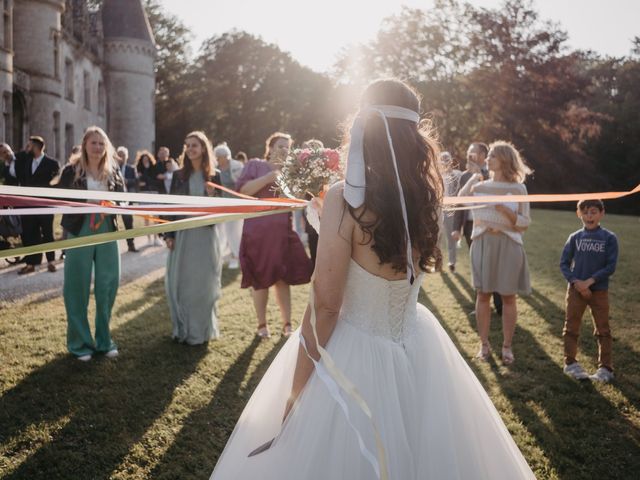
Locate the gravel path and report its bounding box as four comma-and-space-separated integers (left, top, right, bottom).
0, 239, 168, 305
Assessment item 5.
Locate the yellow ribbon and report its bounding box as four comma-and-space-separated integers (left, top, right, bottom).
301, 281, 389, 480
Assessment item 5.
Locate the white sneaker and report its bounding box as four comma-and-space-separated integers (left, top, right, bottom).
228, 258, 240, 269
105, 349, 119, 359
77, 354, 92, 362
590, 367, 614, 383
563, 362, 589, 380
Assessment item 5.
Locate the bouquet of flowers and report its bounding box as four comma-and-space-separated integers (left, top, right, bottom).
275, 147, 343, 199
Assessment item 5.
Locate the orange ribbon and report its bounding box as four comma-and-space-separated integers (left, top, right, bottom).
445, 183, 640, 205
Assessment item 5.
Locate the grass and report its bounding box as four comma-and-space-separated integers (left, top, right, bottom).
1, 208, 639, 479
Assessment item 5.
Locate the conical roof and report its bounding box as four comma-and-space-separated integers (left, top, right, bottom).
102, 0, 154, 44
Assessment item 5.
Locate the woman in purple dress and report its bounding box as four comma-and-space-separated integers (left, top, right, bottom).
236, 132, 313, 338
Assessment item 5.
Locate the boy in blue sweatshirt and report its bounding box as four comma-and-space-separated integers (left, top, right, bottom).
560, 199, 618, 382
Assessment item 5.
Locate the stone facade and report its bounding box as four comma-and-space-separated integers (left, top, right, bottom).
0, 0, 155, 163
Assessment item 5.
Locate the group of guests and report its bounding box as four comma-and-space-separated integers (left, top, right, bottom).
2, 126, 618, 384
2, 126, 312, 360
439, 142, 618, 382
138, 130, 315, 348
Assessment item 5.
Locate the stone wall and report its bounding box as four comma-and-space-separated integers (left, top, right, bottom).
4, 0, 154, 160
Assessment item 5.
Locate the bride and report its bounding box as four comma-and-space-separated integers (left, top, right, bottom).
210, 79, 535, 479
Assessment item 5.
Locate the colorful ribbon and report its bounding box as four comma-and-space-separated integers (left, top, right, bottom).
301, 283, 389, 480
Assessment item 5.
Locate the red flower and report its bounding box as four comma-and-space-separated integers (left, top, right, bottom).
325, 149, 340, 171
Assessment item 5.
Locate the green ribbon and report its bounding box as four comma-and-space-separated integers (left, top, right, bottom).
0, 209, 296, 260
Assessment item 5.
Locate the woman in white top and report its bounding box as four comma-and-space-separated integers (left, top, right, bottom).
458, 141, 532, 364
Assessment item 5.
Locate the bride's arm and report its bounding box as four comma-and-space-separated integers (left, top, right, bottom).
284, 182, 353, 420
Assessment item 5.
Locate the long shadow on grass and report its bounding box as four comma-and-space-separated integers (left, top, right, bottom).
520, 287, 640, 407
148, 336, 287, 479
520, 287, 565, 327
114, 272, 168, 318
486, 324, 640, 479
421, 284, 640, 479
0, 279, 208, 480
440, 272, 476, 328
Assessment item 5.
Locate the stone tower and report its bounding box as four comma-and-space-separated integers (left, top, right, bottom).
12, 0, 66, 150
102, 0, 155, 156
0, 0, 14, 145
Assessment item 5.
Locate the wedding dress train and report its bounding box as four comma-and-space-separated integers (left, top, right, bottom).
210, 259, 535, 479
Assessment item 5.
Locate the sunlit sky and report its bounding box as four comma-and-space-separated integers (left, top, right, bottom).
161, 0, 639, 72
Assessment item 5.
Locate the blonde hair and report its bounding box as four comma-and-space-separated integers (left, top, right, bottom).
74, 126, 117, 182
488, 141, 532, 183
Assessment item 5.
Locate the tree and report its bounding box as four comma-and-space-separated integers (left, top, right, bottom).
188, 31, 342, 156
335, 0, 608, 194
143, 0, 194, 155
582, 50, 640, 213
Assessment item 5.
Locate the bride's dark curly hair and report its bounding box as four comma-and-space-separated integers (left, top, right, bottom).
343, 79, 443, 273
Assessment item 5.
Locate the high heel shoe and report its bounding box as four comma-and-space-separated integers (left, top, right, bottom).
475, 343, 491, 361
501, 345, 515, 365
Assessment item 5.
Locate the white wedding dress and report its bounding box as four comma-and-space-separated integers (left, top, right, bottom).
210, 259, 535, 479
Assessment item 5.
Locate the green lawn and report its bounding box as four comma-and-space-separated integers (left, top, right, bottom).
1, 209, 638, 479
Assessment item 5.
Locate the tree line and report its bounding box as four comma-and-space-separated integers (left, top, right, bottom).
146, 0, 638, 212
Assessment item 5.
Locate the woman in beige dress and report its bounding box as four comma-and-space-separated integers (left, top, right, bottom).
459, 141, 532, 364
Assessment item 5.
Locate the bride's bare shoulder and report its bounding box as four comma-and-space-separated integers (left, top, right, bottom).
322, 181, 355, 237
322, 181, 345, 210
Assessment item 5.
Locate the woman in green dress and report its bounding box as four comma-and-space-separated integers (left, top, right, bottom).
164, 131, 222, 345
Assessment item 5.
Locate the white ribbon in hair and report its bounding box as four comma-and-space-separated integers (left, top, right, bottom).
344, 104, 421, 284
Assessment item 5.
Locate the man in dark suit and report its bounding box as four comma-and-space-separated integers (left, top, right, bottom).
4, 136, 60, 274
116, 146, 138, 252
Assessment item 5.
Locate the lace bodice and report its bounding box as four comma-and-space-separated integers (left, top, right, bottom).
339, 260, 424, 344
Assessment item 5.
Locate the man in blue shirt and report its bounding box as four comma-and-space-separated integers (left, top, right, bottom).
560, 199, 618, 383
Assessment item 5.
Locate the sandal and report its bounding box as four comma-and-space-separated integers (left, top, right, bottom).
282, 323, 293, 337
501, 345, 515, 365
475, 342, 491, 361
257, 324, 270, 338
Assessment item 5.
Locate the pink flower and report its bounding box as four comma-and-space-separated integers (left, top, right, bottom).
297, 149, 311, 165
325, 149, 341, 171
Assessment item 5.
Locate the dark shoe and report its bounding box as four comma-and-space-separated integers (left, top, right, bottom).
47, 263, 57, 272
128, 244, 138, 253
18, 265, 35, 275
448, 263, 455, 273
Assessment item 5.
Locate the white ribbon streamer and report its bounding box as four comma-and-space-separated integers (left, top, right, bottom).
300, 283, 389, 480
344, 104, 420, 284
0, 185, 303, 209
